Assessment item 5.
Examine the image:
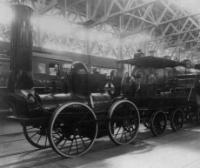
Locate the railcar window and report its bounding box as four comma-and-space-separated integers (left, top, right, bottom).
99, 68, 109, 75
91, 66, 116, 76
49, 63, 60, 76
62, 63, 71, 74
36, 62, 46, 74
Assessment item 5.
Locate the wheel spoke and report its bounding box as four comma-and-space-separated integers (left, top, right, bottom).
124, 130, 128, 142
74, 135, 79, 154
53, 135, 61, 141
27, 127, 35, 131
60, 139, 67, 149
119, 128, 125, 142
68, 138, 74, 154
30, 132, 38, 139
45, 134, 48, 146
36, 134, 42, 144
114, 125, 122, 137
79, 135, 87, 148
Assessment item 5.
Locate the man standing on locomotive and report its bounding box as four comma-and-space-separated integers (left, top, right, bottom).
134, 49, 145, 59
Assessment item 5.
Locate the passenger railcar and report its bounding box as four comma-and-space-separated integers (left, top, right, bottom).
118, 56, 200, 136
0, 50, 118, 95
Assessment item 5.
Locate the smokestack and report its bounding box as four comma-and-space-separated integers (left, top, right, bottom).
10, 4, 33, 72
7, 4, 33, 92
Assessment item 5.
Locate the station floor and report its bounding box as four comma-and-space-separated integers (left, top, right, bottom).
1, 120, 200, 168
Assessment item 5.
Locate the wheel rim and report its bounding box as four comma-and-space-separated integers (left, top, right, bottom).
108, 100, 140, 145
151, 111, 166, 136
171, 109, 183, 131
49, 103, 98, 158
23, 125, 50, 149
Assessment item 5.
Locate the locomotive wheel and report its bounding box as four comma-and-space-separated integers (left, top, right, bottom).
108, 100, 140, 145
170, 108, 184, 131
150, 111, 167, 136
49, 102, 98, 158
23, 124, 50, 149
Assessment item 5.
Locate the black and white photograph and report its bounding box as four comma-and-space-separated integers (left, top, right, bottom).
1, 0, 200, 167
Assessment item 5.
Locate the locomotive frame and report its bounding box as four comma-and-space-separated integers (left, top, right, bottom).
5, 61, 140, 158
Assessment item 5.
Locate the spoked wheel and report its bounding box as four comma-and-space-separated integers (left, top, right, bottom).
150, 111, 167, 136
23, 124, 50, 149
108, 100, 140, 145
49, 102, 98, 158
170, 108, 184, 131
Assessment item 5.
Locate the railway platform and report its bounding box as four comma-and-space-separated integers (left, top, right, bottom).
1, 119, 200, 168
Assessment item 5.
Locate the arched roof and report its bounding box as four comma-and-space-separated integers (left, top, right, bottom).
1, 0, 200, 61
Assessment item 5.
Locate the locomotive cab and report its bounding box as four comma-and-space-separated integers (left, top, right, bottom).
70, 62, 112, 113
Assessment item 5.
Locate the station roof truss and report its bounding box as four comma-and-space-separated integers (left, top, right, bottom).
2, 0, 200, 60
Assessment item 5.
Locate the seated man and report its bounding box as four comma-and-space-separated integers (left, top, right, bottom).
121, 72, 138, 98
129, 74, 138, 97
121, 72, 130, 96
